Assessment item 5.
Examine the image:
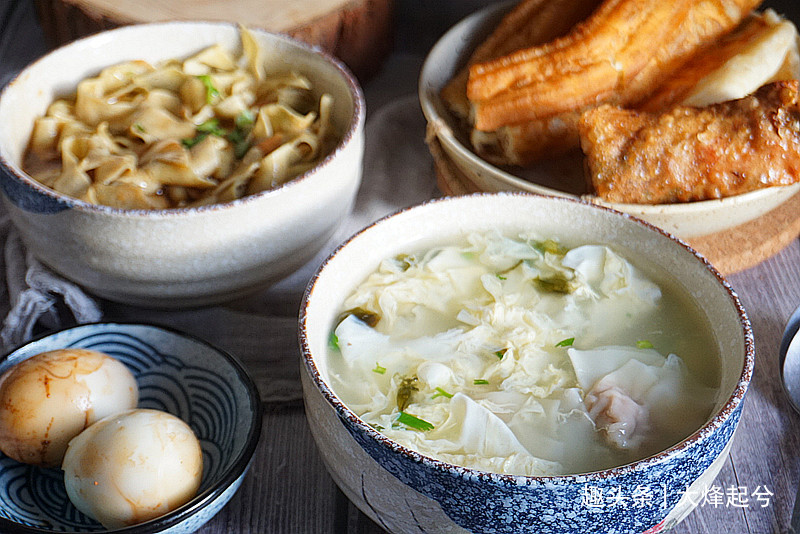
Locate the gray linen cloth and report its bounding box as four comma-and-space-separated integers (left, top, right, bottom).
0, 95, 439, 403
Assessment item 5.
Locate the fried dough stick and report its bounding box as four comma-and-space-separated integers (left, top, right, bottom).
468, 0, 763, 131
579, 81, 800, 204
441, 0, 603, 121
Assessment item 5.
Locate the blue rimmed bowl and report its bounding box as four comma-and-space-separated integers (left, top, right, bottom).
0, 322, 262, 534
299, 193, 754, 534
0, 22, 365, 308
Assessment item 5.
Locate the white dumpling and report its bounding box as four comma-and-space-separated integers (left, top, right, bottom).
567, 346, 665, 392
568, 346, 716, 451
562, 245, 661, 302
336, 314, 471, 372
425, 393, 562, 475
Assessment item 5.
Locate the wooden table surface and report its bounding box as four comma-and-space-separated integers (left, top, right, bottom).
2, 1, 800, 532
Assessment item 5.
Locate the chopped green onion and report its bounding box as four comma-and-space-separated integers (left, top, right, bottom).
473, 379, 489, 385
372, 363, 387, 375
226, 127, 245, 143
231, 136, 251, 159
397, 412, 434, 431
328, 331, 339, 351
496, 274, 507, 280
235, 109, 255, 129
197, 118, 227, 137
229, 112, 255, 159
369, 423, 384, 431
181, 133, 208, 149
184, 117, 252, 157
494, 349, 507, 359
133, 123, 146, 133
556, 337, 575, 347
432, 387, 453, 399
636, 340, 654, 349
198, 74, 220, 104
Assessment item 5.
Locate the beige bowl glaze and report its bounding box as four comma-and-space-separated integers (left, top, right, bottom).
0, 22, 365, 307
299, 193, 753, 534
419, 1, 800, 239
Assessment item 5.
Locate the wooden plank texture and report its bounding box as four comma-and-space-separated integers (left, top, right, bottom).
32, 0, 395, 80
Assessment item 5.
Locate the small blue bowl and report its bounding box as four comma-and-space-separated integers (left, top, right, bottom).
0, 323, 262, 533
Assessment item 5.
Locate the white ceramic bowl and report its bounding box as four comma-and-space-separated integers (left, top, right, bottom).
0, 22, 365, 307
419, 1, 800, 238
299, 193, 753, 534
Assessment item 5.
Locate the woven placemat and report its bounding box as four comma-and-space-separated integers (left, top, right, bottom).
428, 135, 800, 275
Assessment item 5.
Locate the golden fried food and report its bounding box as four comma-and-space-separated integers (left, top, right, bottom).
479, 8, 800, 166
642, 9, 800, 111
579, 81, 800, 204
441, 0, 601, 123
467, 0, 763, 132
440, 0, 603, 166
469, 110, 583, 166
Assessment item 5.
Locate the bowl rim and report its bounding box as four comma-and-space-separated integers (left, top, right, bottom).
417, 0, 800, 217
0, 20, 365, 219
298, 191, 755, 485
0, 321, 264, 534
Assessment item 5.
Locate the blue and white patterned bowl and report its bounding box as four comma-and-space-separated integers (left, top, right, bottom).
0, 323, 262, 534
299, 193, 754, 534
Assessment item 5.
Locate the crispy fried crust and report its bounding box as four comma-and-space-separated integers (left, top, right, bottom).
440, 0, 603, 166
469, 111, 583, 167
467, 0, 763, 132
441, 0, 602, 123
580, 81, 800, 204
641, 9, 800, 110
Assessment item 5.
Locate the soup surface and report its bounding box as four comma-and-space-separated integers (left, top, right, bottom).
327, 232, 719, 476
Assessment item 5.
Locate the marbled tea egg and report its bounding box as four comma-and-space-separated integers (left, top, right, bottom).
62, 408, 204, 529
0, 348, 138, 467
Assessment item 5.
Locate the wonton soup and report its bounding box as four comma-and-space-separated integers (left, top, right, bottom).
327, 231, 720, 476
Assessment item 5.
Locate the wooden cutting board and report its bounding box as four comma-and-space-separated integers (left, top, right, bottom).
33, 0, 394, 79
